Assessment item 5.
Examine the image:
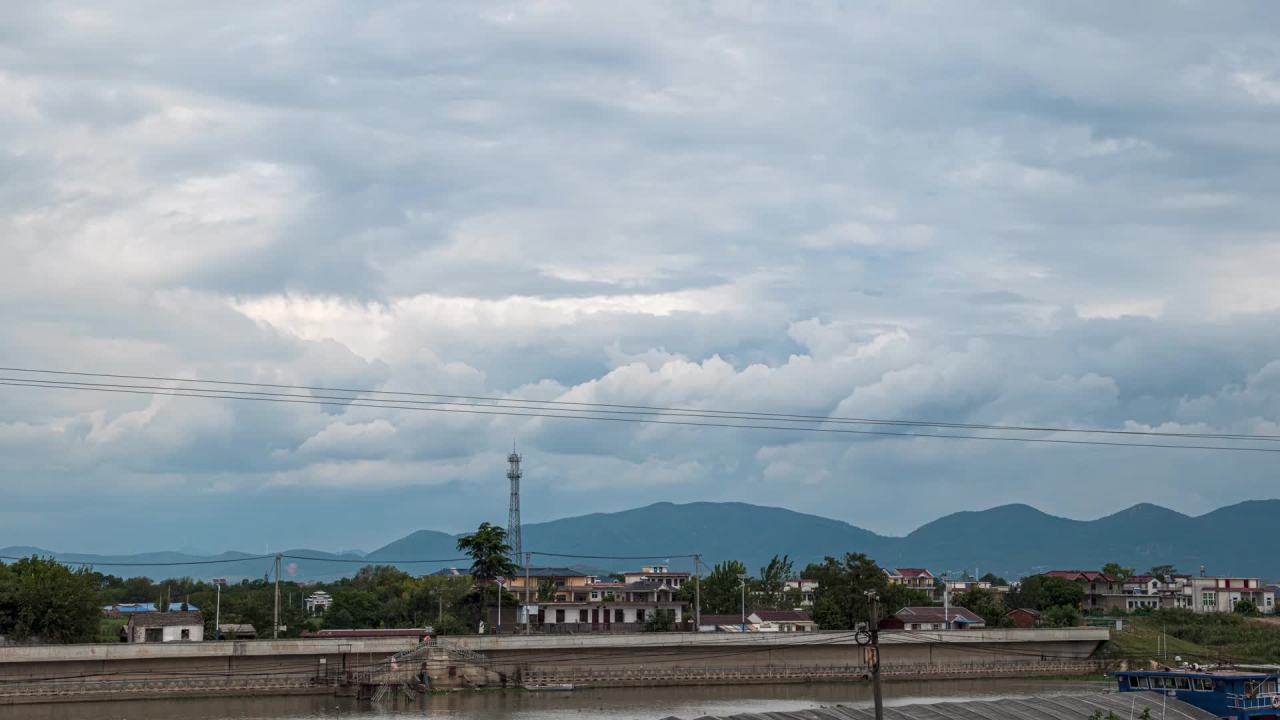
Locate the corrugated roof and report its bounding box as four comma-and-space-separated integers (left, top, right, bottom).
662, 692, 1216, 720
754, 610, 814, 622
890, 606, 984, 623
127, 611, 204, 627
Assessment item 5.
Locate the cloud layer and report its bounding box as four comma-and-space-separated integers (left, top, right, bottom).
3, 1, 1280, 553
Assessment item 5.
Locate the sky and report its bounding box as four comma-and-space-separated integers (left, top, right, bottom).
3, 1, 1280, 555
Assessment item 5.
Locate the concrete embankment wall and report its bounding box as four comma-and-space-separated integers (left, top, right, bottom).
0, 638, 419, 704
437, 628, 1110, 689
450, 628, 1109, 670
0, 628, 1110, 701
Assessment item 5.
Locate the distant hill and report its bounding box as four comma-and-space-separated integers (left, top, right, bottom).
6, 499, 1280, 582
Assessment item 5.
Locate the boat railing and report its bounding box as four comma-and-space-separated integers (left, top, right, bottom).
1225, 692, 1280, 710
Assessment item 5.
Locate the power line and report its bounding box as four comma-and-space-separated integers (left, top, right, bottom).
3, 366, 1278, 442
0, 554, 274, 567
529, 551, 699, 560
4, 378, 1279, 454
281, 554, 468, 565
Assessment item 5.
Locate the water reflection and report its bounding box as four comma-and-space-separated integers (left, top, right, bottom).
0, 678, 1108, 720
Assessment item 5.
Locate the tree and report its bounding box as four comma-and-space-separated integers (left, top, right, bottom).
1149, 565, 1178, 579
802, 553, 887, 630
979, 572, 1008, 586
536, 578, 557, 602
1102, 563, 1133, 581
881, 583, 933, 614
456, 523, 516, 631
756, 555, 794, 610
700, 560, 750, 615
0, 556, 102, 643
1041, 603, 1081, 628
952, 587, 1005, 627
645, 608, 676, 632
1234, 600, 1260, 616
1006, 575, 1084, 612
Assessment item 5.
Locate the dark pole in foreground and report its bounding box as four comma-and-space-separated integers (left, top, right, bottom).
273, 554, 282, 640
694, 554, 702, 631
866, 590, 884, 720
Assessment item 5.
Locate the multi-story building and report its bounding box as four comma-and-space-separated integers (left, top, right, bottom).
1041, 570, 1273, 614
885, 568, 939, 601
943, 579, 1011, 595
784, 578, 818, 607
623, 564, 690, 589
505, 565, 687, 632
1185, 576, 1272, 614
1041, 571, 1122, 611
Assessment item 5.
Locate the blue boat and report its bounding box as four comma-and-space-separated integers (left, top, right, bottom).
1114, 668, 1280, 718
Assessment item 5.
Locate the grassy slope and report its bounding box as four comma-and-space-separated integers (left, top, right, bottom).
1104, 618, 1217, 663
1104, 613, 1280, 665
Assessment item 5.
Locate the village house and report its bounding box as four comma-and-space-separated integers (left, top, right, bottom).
124, 611, 205, 643
1186, 576, 1272, 613
1042, 570, 1273, 614
504, 566, 598, 600
880, 606, 985, 631
943, 579, 1011, 596
884, 568, 939, 601
1041, 570, 1123, 611
623, 564, 690, 589
698, 610, 817, 633
500, 565, 687, 632
1004, 607, 1041, 628
784, 578, 818, 607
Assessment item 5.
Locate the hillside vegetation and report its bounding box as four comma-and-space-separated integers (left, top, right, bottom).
1106, 610, 1280, 665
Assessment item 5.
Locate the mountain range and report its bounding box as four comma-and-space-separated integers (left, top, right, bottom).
4, 499, 1277, 583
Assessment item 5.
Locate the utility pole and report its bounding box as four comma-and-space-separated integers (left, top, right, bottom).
214, 579, 224, 641
865, 590, 884, 720
694, 554, 702, 631
273, 553, 282, 640
525, 552, 531, 636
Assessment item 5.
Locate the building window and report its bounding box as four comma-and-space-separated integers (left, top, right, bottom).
615, 609, 624, 623
144, 628, 162, 642
181, 629, 190, 640
555, 609, 565, 623
636, 609, 646, 622
579, 609, 588, 623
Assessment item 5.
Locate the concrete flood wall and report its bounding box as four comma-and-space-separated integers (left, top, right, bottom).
0, 628, 1110, 701
434, 628, 1111, 689
0, 637, 419, 704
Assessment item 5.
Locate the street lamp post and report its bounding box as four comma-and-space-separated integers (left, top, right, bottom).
738, 574, 750, 631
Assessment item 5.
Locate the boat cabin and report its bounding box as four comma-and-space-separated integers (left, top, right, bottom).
1114, 669, 1280, 719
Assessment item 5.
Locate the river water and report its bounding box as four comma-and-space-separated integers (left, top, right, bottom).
0, 678, 1109, 720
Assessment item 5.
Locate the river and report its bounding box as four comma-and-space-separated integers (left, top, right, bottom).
0, 678, 1109, 719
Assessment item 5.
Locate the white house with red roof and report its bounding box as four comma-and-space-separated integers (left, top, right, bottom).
884, 568, 939, 601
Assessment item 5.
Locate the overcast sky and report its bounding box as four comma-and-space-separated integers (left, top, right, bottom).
3, 1, 1280, 554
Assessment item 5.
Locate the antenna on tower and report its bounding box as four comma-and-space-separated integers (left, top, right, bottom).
507, 449, 522, 560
